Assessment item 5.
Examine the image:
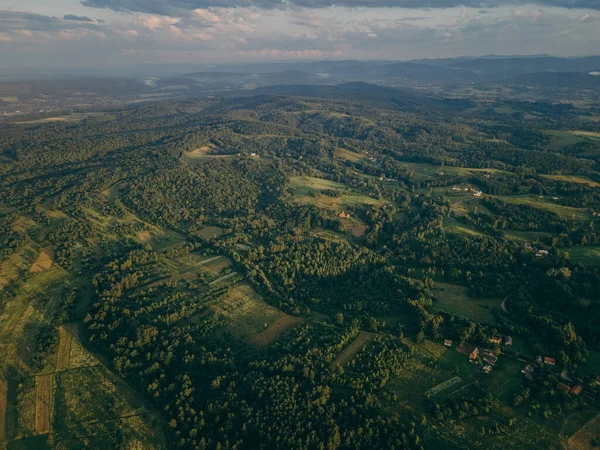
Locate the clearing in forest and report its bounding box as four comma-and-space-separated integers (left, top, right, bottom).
196, 226, 224, 240
432, 282, 502, 323
290, 176, 388, 210
568, 412, 600, 450
213, 284, 301, 346
30, 248, 53, 273
0, 380, 7, 441
330, 332, 375, 369
34, 374, 54, 435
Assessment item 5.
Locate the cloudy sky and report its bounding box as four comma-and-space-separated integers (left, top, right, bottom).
1, 0, 599, 71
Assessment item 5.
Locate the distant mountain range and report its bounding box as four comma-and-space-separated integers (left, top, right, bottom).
2, 55, 599, 115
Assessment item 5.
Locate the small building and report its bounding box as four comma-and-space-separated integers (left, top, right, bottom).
522, 364, 534, 375
490, 336, 502, 345
483, 365, 492, 374
536, 355, 543, 364
469, 348, 479, 362
544, 357, 556, 366
556, 382, 570, 393
504, 336, 513, 346
339, 211, 351, 219
595, 375, 600, 385
483, 353, 498, 366
444, 339, 453, 347
570, 385, 583, 396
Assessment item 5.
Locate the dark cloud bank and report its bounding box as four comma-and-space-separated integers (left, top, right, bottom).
80, 0, 600, 14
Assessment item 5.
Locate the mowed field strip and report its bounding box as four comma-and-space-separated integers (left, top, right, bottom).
250, 315, 303, 348
56, 325, 73, 371
0, 380, 7, 441
35, 374, 54, 434
29, 248, 53, 273
330, 332, 375, 369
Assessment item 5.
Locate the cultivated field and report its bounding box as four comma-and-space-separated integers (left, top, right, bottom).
568, 412, 600, 450
330, 333, 375, 369
34, 375, 54, 435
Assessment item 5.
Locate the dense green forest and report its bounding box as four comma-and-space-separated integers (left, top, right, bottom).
1, 88, 600, 449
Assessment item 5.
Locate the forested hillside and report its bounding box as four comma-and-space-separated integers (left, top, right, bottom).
1, 87, 600, 449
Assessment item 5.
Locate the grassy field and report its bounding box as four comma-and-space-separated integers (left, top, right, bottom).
53, 366, 167, 449
195, 226, 224, 240
432, 282, 503, 323
330, 333, 375, 369
568, 246, 600, 266
333, 148, 364, 162
184, 144, 238, 160
540, 174, 600, 187
290, 176, 388, 210
443, 216, 485, 237
13, 113, 105, 125
503, 230, 553, 242
544, 130, 591, 150
482, 357, 524, 403
497, 195, 589, 220
570, 130, 600, 140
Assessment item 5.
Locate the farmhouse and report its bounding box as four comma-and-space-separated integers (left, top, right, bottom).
544, 357, 556, 366
570, 385, 583, 396
483, 365, 492, 374
504, 336, 513, 346
469, 348, 479, 362
444, 339, 453, 347
556, 382, 570, 393
490, 336, 502, 345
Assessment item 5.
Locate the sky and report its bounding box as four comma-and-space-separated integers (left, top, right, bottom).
1, 0, 599, 71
